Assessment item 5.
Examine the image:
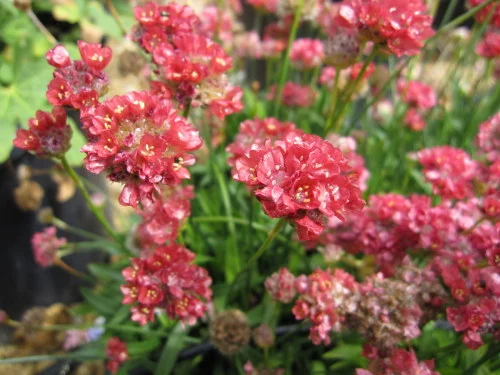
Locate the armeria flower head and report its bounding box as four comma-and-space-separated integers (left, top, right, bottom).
357, 348, 440, 375
290, 268, 358, 345
81, 91, 202, 207
31, 226, 67, 267
120, 244, 212, 326
13, 106, 72, 158
267, 82, 317, 108
397, 79, 437, 110
265, 267, 297, 303
231, 130, 365, 241
135, 185, 194, 250
476, 31, 500, 58
337, 0, 435, 57
415, 146, 478, 200
290, 38, 325, 69
45, 43, 111, 110
151, 33, 243, 118
133, 1, 200, 52
226, 117, 296, 167
105, 337, 128, 374
468, 0, 500, 27
476, 112, 500, 162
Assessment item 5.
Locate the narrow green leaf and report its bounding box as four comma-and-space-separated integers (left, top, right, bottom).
154, 323, 188, 375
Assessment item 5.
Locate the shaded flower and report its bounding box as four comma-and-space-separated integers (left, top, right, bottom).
31, 226, 67, 267
106, 337, 128, 374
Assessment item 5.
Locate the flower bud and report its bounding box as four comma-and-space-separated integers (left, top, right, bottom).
13, 0, 31, 12
38, 207, 55, 225
210, 309, 251, 355
252, 323, 275, 349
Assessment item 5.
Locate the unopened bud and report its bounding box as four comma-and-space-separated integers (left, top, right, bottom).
38, 207, 55, 225
252, 323, 275, 349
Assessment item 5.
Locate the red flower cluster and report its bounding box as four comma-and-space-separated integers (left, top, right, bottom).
81, 91, 202, 207
290, 38, 325, 69
135, 185, 194, 250
45, 42, 111, 110
13, 107, 72, 158
267, 82, 317, 108
133, 2, 243, 119
356, 348, 439, 375
230, 129, 365, 240
468, 0, 500, 27
226, 117, 296, 167
267, 263, 430, 348
106, 337, 128, 374
476, 31, 500, 58
416, 146, 478, 200
120, 244, 212, 326
336, 0, 435, 56
397, 79, 437, 131
31, 226, 67, 267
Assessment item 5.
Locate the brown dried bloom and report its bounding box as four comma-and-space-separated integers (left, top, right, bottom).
14, 180, 44, 211
51, 169, 76, 202
210, 309, 251, 355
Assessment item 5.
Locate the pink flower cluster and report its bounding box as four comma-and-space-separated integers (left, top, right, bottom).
476, 31, 500, 59
416, 146, 478, 200
46, 42, 111, 110
336, 0, 435, 56
120, 244, 212, 326
468, 0, 500, 27
266, 264, 429, 348
31, 226, 67, 267
356, 348, 440, 375
290, 38, 325, 69
267, 82, 317, 108
397, 79, 437, 131
135, 185, 194, 250
133, 1, 243, 118
13, 107, 72, 158
81, 91, 202, 207
229, 127, 365, 240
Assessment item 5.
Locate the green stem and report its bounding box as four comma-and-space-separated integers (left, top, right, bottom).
236, 218, 286, 278
53, 217, 108, 241
273, 0, 305, 116
438, 0, 498, 35
60, 156, 121, 245
323, 69, 341, 134
0, 354, 104, 365
27, 9, 57, 45
326, 49, 376, 135
212, 162, 241, 282
182, 100, 192, 118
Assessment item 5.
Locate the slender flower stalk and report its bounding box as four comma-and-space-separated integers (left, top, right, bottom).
273, 0, 305, 116
231, 218, 287, 289
60, 156, 122, 246
325, 49, 377, 135
27, 9, 57, 45
106, 0, 127, 36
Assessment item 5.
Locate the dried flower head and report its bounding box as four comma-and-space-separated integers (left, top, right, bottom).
13, 179, 45, 211
210, 309, 251, 355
